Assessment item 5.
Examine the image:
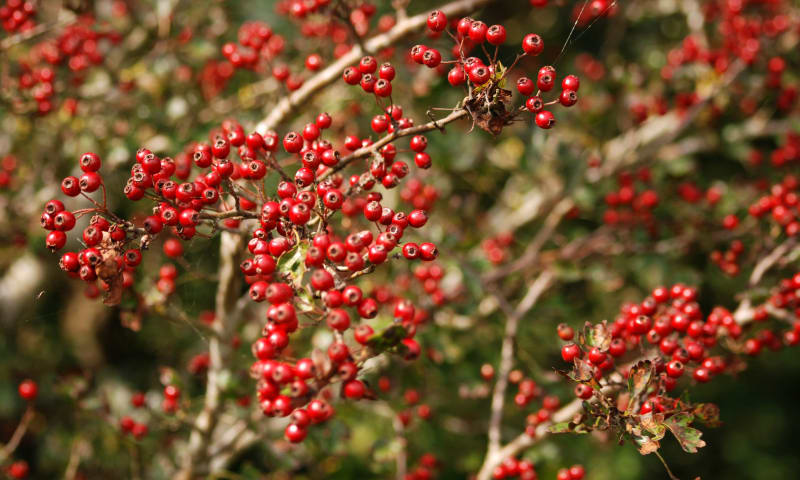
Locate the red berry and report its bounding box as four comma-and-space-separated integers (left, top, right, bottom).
666, 360, 685, 378
525, 96, 543, 113
559, 89, 578, 106
448, 66, 466, 86
468, 21, 488, 43
419, 242, 438, 261
522, 34, 544, 55
79, 171, 102, 192
468, 65, 491, 85
79, 152, 101, 172
285, 423, 307, 443
486, 25, 506, 45
537, 66, 556, 91
18, 379, 37, 401
283, 132, 303, 153
517, 77, 535, 96
343, 66, 362, 85
562, 74, 580, 91
427, 10, 447, 32
61, 176, 81, 196
358, 56, 378, 74
535, 111, 555, 129
561, 343, 581, 362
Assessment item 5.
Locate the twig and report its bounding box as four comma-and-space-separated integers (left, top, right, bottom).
482, 198, 573, 282
0, 406, 34, 462
177, 232, 245, 479
733, 238, 798, 323
655, 450, 681, 480
322, 107, 469, 180
485, 271, 555, 454
392, 412, 408, 480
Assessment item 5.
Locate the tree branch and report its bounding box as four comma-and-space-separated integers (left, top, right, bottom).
322, 107, 469, 180
0, 406, 34, 462
177, 231, 244, 479
485, 272, 555, 455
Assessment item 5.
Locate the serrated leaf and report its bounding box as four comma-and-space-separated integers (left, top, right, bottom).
664, 413, 706, 453
626, 360, 655, 415
581, 321, 611, 351
640, 412, 667, 439
633, 434, 661, 455
276, 241, 309, 286
569, 357, 596, 382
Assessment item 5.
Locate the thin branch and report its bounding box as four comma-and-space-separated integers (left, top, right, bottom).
323, 108, 469, 180
483, 198, 573, 282
392, 412, 408, 480
733, 238, 798, 323
655, 450, 681, 480
0, 406, 34, 462
177, 232, 245, 479
486, 271, 555, 454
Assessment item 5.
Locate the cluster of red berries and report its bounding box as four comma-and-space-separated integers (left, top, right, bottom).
0, 154, 17, 188
556, 465, 586, 480
44, 153, 142, 299
410, 262, 448, 306
399, 178, 438, 211
119, 415, 149, 440
41, 67, 442, 442
762, 273, 800, 348
403, 453, 438, 480
394, 388, 433, 428
198, 59, 235, 100
342, 54, 398, 99
664, 3, 790, 79
751, 132, 800, 168
481, 232, 514, 265
277, 0, 383, 44
560, 283, 800, 398
14, 16, 121, 115
221, 22, 287, 70
710, 240, 744, 276
0, 0, 36, 34
491, 456, 538, 480
415, 10, 580, 130
523, 392, 562, 435
748, 175, 800, 236
601, 169, 659, 231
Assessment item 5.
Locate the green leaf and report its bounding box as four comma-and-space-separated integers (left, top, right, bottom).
548, 421, 590, 435
664, 413, 706, 453
276, 241, 310, 286
474, 61, 507, 94
367, 324, 407, 353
